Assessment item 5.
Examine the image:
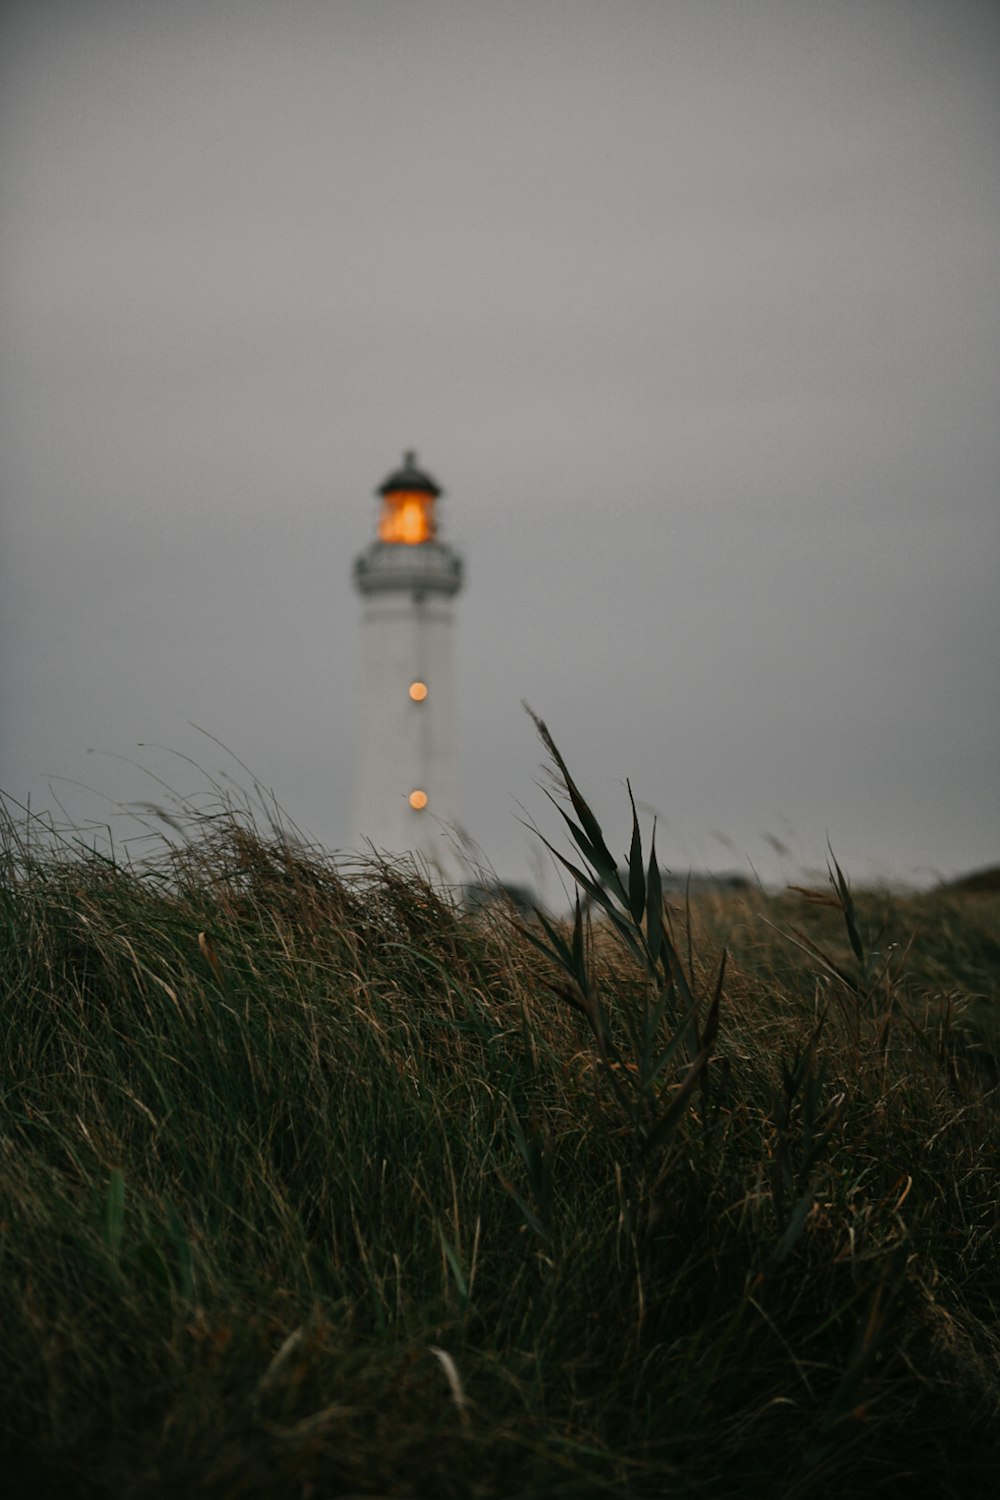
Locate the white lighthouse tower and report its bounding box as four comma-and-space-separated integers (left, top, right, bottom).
351, 452, 464, 876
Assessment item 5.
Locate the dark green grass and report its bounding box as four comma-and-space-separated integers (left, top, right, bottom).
1, 757, 998, 1498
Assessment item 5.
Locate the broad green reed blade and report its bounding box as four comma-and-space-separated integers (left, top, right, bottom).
526, 704, 627, 902
828, 846, 866, 966
645, 833, 663, 971
626, 781, 645, 927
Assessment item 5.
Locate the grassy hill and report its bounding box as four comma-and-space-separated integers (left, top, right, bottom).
2, 735, 998, 1497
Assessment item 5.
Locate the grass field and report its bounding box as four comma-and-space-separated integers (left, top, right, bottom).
2, 732, 998, 1497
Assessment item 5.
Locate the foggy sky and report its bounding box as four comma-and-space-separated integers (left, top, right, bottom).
2, 0, 998, 893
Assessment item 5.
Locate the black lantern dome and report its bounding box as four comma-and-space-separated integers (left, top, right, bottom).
376, 450, 443, 498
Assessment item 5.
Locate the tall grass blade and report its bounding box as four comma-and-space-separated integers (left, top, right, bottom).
829, 847, 866, 965
646, 831, 663, 970
104, 1168, 125, 1262
626, 781, 645, 926
527, 706, 626, 901
642, 1046, 711, 1156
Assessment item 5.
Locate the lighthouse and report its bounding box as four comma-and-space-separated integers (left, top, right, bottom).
351, 452, 463, 875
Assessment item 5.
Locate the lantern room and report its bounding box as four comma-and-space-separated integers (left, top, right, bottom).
376, 450, 441, 545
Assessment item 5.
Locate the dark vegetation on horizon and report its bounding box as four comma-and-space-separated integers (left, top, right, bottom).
2, 728, 998, 1498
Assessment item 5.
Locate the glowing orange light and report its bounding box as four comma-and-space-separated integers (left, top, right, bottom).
379, 491, 434, 545
408, 681, 428, 702
408, 790, 428, 810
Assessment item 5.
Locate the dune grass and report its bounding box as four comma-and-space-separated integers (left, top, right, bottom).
1, 736, 998, 1497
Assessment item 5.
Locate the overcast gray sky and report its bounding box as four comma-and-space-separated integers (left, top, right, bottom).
2, 0, 997, 892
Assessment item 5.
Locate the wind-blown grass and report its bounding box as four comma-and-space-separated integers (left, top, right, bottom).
1, 739, 998, 1498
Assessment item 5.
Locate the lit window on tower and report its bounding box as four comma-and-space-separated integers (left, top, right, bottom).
409, 681, 428, 701
409, 790, 428, 810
